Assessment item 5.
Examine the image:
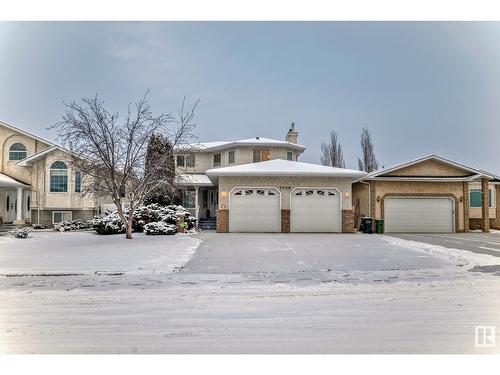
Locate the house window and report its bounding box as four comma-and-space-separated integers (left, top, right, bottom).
27, 196, 30, 212
228, 150, 235, 164
470, 189, 493, 208
213, 153, 221, 167
75, 171, 81, 192
49, 161, 68, 192
181, 190, 196, 208
52, 211, 72, 224
253, 149, 270, 163
186, 154, 195, 167
9, 143, 27, 160
176, 155, 185, 167
287, 151, 293, 161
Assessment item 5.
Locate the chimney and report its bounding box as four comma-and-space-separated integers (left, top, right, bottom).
285, 122, 298, 144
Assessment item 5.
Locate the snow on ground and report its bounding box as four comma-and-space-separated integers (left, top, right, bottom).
1, 232, 500, 353
0, 231, 201, 275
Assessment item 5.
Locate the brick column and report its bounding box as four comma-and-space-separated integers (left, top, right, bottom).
216, 209, 229, 233
342, 209, 355, 233
481, 177, 490, 232
463, 182, 469, 232
281, 209, 290, 233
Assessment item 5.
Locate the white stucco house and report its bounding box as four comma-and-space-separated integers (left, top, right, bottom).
175, 124, 366, 233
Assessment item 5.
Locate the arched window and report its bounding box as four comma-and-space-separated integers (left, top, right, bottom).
50, 161, 68, 192
9, 143, 27, 160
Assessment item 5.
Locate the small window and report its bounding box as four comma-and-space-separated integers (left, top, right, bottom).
53, 211, 72, 224
6, 196, 10, 210
9, 143, 27, 160
234, 190, 243, 196
328, 191, 336, 196
186, 154, 195, 168
287, 151, 293, 161
256, 190, 265, 196
228, 150, 235, 164
268, 191, 276, 196
176, 155, 185, 167
50, 161, 68, 192
317, 190, 325, 196
295, 191, 303, 196
306, 190, 314, 196
27, 196, 30, 212
181, 190, 196, 208
74, 171, 81, 193
213, 153, 221, 167
245, 189, 254, 196
470, 189, 492, 208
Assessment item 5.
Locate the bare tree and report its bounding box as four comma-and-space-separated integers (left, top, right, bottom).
357, 127, 379, 172
51, 92, 198, 239
320, 131, 345, 168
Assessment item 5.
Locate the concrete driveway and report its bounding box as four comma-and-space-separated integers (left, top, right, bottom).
390, 232, 500, 258
183, 232, 451, 274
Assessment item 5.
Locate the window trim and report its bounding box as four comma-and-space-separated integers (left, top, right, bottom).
469, 188, 494, 208
253, 148, 270, 163
52, 211, 72, 224
286, 151, 293, 161
176, 155, 185, 167
213, 153, 221, 167
49, 160, 69, 193
9, 142, 27, 161
228, 150, 235, 164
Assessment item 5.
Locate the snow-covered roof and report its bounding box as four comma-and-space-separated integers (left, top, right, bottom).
176, 137, 306, 153
206, 159, 367, 178
0, 172, 30, 188
176, 174, 214, 187
360, 154, 495, 181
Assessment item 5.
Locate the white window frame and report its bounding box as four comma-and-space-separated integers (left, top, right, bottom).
52, 211, 72, 224
286, 151, 293, 161
228, 150, 235, 164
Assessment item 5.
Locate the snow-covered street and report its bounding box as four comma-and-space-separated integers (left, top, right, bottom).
1, 231, 500, 353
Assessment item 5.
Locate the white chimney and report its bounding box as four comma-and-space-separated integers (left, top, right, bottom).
285, 122, 298, 144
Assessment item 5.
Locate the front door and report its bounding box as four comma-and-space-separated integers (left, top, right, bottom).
202, 189, 218, 218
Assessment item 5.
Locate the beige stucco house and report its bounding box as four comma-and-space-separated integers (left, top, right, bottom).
0, 120, 97, 226
352, 155, 500, 233
176, 124, 366, 233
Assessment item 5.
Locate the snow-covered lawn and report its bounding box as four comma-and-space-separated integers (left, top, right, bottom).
0, 231, 201, 275
1, 231, 500, 353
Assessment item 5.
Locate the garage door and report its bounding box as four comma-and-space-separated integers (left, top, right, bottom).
384, 197, 454, 233
229, 188, 281, 232
290, 188, 341, 232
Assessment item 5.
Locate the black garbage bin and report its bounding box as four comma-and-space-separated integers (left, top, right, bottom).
360, 217, 373, 234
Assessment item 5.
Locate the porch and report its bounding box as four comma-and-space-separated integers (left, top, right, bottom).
177, 174, 218, 226
0, 172, 32, 225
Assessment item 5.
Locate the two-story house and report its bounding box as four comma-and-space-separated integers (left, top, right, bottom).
176, 124, 366, 233
0, 120, 97, 226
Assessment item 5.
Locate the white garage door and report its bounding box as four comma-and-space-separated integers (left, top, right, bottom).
229, 188, 281, 232
384, 197, 454, 233
290, 188, 341, 233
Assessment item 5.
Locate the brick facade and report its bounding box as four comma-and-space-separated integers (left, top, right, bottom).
342, 209, 355, 233
216, 209, 229, 233
281, 209, 290, 233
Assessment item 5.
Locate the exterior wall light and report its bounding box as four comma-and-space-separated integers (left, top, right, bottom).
344, 191, 350, 197
220, 191, 228, 199
376, 196, 381, 202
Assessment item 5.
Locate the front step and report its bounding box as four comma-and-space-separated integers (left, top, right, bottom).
0, 224, 20, 235
198, 218, 216, 230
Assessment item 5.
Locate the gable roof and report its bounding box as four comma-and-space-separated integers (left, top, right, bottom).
0, 119, 55, 147
0, 172, 30, 188
176, 137, 306, 153
15, 145, 70, 166
206, 159, 366, 178
359, 154, 496, 181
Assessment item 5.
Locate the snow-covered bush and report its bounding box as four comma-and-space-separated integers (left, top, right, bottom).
53, 219, 92, 232
9, 227, 31, 239
91, 204, 196, 235
143, 221, 177, 235
91, 211, 126, 235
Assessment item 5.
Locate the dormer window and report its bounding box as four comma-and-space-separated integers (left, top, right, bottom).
9, 143, 27, 160
253, 149, 270, 163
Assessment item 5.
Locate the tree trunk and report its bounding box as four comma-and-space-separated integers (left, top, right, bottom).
125, 220, 133, 239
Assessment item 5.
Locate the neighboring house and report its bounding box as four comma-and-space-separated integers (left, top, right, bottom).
0, 120, 97, 226
352, 155, 500, 233
176, 124, 366, 233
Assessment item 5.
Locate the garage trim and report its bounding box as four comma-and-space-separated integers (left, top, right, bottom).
228, 186, 282, 210
289, 186, 343, 232
381, 193, 459, 233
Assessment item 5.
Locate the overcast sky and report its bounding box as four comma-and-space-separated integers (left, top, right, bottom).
1, 22, 499, 173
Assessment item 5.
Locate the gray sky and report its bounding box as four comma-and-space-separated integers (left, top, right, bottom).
1, 22, 500, 173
